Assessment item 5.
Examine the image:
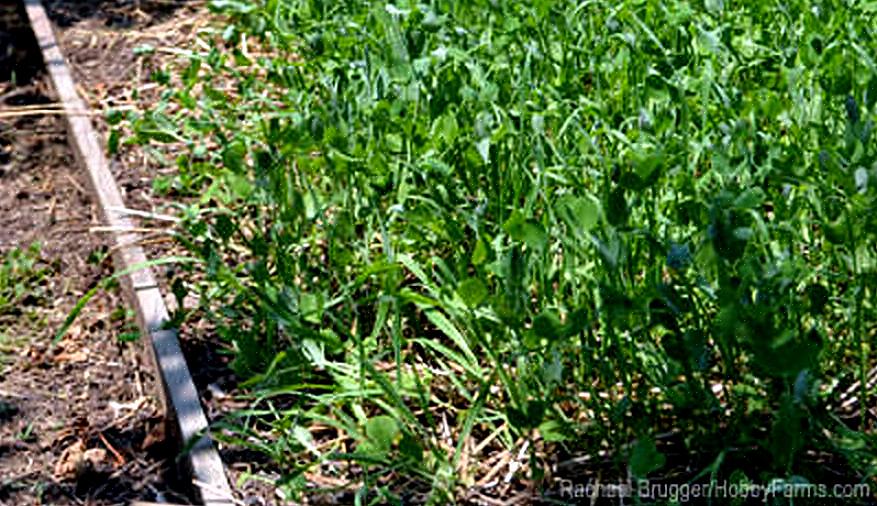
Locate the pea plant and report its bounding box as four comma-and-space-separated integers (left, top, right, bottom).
124, 0, 877, 502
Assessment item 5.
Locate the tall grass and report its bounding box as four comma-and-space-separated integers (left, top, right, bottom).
127, 0, 877, 502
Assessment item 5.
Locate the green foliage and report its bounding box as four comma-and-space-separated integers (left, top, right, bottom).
128, 0, 877, 501
0, 243, 47, 317
0, 243, 50, 360
630, 437, 667, 479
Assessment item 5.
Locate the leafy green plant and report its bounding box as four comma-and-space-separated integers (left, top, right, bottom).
0, 243, 47, 316
126, 0, 877, 502
0, 243, 50, 362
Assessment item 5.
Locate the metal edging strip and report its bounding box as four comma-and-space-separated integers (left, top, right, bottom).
22, 1, 235, 504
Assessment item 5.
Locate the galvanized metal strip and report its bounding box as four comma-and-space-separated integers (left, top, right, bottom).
22, 1, 235, 504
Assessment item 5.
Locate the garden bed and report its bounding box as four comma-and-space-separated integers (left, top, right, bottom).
12, 0, 877, 505
113, 1, 877, 504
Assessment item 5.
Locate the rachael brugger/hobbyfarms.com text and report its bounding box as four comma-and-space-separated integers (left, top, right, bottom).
556, 478, 873, 503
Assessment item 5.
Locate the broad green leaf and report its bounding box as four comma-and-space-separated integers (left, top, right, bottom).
108, 130, 120, 155
630, 437, 666, 478
292, 426, 320, 456
457, 278, 488, 308
366, 416, 399, 453
751, 328, 822, 377
538, 420, 570, 442
557, 195, 600, 235
733, 188, 765, 209
533, 311, 562, 339
224, 172, 253, 200
504, 212, 547, 252
300, 292, 323, 324
222, 141, 246, 172
436, 114, 459, 144
214, 214, 235, 241
506, 400, 546, 431
518, 222, 547, 252
632, 146, 664, 182
399, 432, 422, 461
472, 238, 489, 266
606, 188, 628, 227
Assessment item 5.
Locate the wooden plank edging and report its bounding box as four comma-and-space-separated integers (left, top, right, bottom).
22, 1, 236, 504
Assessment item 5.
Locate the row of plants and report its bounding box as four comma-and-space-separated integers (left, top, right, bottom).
121, 0, 877, 503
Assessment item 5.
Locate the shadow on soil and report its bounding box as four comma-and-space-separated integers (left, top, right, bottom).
0, 400, 17, 424
0, 2, 43, 85
41, 0, 188, 28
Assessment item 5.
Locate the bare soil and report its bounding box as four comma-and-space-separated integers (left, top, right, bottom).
34, 1, 281, 503
0, 1, 188, 504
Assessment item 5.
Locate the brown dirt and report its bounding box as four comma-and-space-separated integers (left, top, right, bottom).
0, 1, 188, 504
37, 1, 281, 503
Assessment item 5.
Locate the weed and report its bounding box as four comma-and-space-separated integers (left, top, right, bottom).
0, 243, 49, 360
0, 243, 47, 316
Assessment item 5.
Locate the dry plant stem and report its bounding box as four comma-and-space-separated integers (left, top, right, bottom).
89, 226, 173, 234
0, 109, 97, 118
106, 205, 181, 222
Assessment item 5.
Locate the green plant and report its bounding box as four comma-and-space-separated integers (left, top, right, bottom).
0, 243, 47, 316
0, 243, 50, 365
126, 0, 877, 502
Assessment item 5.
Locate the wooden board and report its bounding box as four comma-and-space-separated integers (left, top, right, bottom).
22, 1, 235, 504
